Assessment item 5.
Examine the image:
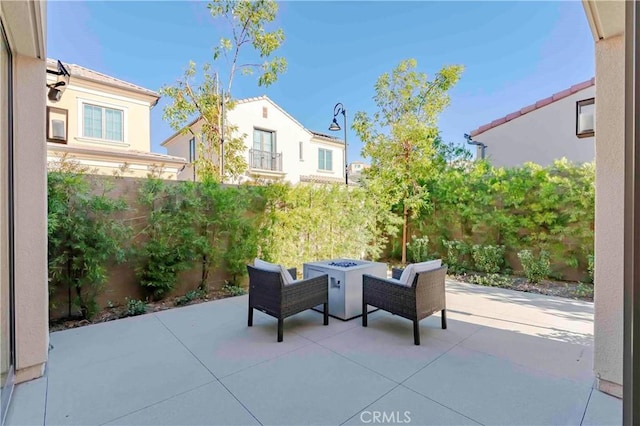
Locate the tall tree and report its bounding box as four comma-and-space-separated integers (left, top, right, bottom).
161, 0, 287, 182
353, 59, 463, 264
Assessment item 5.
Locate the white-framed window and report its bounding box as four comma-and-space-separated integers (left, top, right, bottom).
189, 137, 196, 163
78, 99, 126, 143
576, 98, 595, 138
299, 141, 303, 161
318, 148, 333, 171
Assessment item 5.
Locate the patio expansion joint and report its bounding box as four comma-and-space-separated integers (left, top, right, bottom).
579, 386, 595, 426
97, 380, 218, 426
150, 313, 266, 426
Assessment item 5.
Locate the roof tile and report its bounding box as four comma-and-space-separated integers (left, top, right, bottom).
469, 77, 595, 137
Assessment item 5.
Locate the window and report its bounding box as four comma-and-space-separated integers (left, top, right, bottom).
576, 98, 595, 138
47, 107, 68, 143
318, 148, 332, 171
299, 141, 303, 161
189, 137, 196, 163
253, 128, 275, 152
82, 103, 124, 142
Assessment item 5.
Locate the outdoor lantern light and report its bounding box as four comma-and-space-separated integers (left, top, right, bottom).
46, 59, 70, 102
328, 103, 348, 185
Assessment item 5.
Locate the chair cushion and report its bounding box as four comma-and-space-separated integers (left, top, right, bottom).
399, 259, 442, 286
254, 258, 294, 285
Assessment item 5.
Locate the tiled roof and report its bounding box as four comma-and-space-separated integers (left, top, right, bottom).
47, 59, 160, 100
310, 131, 344, 144
469, 78, 595, 137
300, 175, 350, 185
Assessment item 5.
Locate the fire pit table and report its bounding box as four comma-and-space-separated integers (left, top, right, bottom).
303, 258, 387, 320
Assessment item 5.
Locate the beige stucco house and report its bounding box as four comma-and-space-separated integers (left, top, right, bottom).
161, 95, 346, 184
46, 60, 186, 179
469, 79, 595, 167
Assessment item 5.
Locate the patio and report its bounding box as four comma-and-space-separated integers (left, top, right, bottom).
6, 280, 620, 426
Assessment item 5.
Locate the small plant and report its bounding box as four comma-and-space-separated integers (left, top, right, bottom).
406, 235, 430, 263
471, 244, 505, 274
125, 298, 147, 316
442, 240, 472, 274
575, 282, 594, 299
468, 273, 512, 288
174, 289, 207, 306
223, 282, 247, 296
518, 249, 551, 284
587, 254, 595, 283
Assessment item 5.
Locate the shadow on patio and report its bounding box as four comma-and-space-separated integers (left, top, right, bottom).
7, 281, 621, 426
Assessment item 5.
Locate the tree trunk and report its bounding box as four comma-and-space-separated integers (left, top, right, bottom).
402, 203, 409, 264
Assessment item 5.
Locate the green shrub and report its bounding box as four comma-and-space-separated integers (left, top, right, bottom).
47, 170, 129, 320
125, 298, 147, 316
222, 282, 247, 296
174, 289, 207, 306
471, 244, 505, 274
517, 249, 551, 284
468, 273, 512, 288
406, 235, 430, 263
442, 240, 472, 274
587, 254, 595, 283
575, 282, 594, 299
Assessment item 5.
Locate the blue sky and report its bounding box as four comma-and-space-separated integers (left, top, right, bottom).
48, 1, 594, 163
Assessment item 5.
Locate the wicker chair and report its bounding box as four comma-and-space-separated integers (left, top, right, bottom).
362, 265, 448, 345
247, 265, 329, 342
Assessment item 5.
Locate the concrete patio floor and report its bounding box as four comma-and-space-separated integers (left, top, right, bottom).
7, 280, 621, 425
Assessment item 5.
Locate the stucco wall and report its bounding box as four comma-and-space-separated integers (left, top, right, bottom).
593, 34, 624, 398
14, 54, 49, 383
46, 81, 154, 153
164, 98, 346, 183
474, 86, 595, 167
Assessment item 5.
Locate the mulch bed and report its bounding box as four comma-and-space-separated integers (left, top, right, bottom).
49, 289, 232, 332
450, 273, 594, 302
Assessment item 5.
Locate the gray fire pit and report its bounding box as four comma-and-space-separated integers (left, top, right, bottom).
303, 258, 387, 320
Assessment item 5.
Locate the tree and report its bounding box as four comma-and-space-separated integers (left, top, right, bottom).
161, 0, 287, 182
353, 59, 463, 264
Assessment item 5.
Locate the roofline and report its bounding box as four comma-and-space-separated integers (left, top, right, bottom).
469, 77, 595, 137
47, 59, 160, 104
47, 143, 187, 166
160, 95, 316, 147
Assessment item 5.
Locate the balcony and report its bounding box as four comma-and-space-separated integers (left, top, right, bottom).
250, 149, 282, 171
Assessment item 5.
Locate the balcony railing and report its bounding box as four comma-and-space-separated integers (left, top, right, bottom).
250, 149, 282, 172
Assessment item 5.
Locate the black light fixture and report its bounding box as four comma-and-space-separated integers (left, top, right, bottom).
46, 60, 70, 102
464, 133, 487, 160
328, 103, 348, 185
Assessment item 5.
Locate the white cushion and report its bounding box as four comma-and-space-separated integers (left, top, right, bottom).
254, 258, 280, 272
280, 264, 295, 285
399, 259, 442, 286
254, 258, 294, 285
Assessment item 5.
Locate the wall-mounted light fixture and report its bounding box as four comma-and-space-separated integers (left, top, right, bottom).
464, 133, 487, 160
46, 60, 70, 102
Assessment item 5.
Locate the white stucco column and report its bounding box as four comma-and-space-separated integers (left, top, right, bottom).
593, 34, 625, 398
13, 54, 49, 383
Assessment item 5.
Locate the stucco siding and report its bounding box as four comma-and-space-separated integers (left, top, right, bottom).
14, 55, 49, 383
475, 86, 595, 167
593, 34, 624, 397
47, 84, 153, 152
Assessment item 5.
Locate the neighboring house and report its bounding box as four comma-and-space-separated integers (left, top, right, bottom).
45, 59, 186, 178
347, 161, 370, 183
469, 78, 595, 167
161, 96, 346, 184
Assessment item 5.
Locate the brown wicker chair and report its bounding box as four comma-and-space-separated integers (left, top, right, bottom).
362, 265, 448, 345
247, 265, 329, 342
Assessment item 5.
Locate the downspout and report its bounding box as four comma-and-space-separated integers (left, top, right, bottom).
464, 133, 487, 160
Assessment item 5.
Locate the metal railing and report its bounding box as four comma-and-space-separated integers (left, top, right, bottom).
249, 149, 282, 171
